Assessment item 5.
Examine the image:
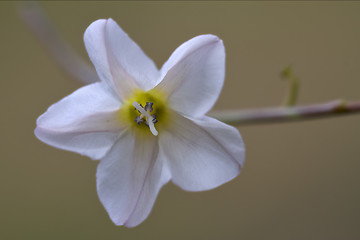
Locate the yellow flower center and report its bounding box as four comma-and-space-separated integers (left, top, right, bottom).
118, 88, 170, 136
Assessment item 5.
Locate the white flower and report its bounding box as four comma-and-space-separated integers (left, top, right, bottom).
35, 18, 245, 227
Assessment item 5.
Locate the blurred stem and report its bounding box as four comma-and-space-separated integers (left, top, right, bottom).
209, 100, 360, 126
18, 2, 99, 84
19, 2, 360, 126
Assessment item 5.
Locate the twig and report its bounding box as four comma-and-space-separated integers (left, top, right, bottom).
18, 2, 99, 84
209, 100, 360, 126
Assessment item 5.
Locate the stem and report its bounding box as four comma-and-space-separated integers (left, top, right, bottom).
209, 100, 360, 126
18, 2, 99, 84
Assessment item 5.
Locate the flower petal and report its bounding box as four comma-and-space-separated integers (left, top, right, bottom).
97, 132, 170, 227
105, 19, 160, 91
159, 113, 245, 191
124, 150, 171, 227
84, 19, 160, 100
155, 35, 225, 117
35, 83, 123, 160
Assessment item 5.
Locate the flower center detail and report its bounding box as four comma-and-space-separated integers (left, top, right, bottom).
133, 101, 158, 136
118, 89, 169, 137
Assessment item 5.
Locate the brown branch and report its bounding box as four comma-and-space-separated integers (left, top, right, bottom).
209, 100, 360, 126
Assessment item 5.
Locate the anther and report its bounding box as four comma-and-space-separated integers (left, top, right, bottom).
135, 116, 143, 124
152, 115, 158, 124
145, 102, 153, 112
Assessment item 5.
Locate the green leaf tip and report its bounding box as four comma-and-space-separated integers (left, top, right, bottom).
281, 65, 299, 107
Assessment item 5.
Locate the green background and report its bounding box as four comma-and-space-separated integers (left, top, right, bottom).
1, 1, 360, 239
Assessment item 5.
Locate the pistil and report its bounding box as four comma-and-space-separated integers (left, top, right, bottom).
133, 101, 158, 136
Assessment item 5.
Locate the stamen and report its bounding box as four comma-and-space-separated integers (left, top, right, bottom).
151, 115, 158, 123
132, 101, 158, 136
145, 102, 153, 112
135, 116, 143, 124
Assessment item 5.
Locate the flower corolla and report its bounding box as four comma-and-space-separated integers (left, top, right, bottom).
35, 19, 245, 227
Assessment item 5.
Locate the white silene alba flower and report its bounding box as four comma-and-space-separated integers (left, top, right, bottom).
35, 19, 245, 227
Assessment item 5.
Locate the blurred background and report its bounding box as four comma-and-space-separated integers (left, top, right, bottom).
1, 1, 360, 239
